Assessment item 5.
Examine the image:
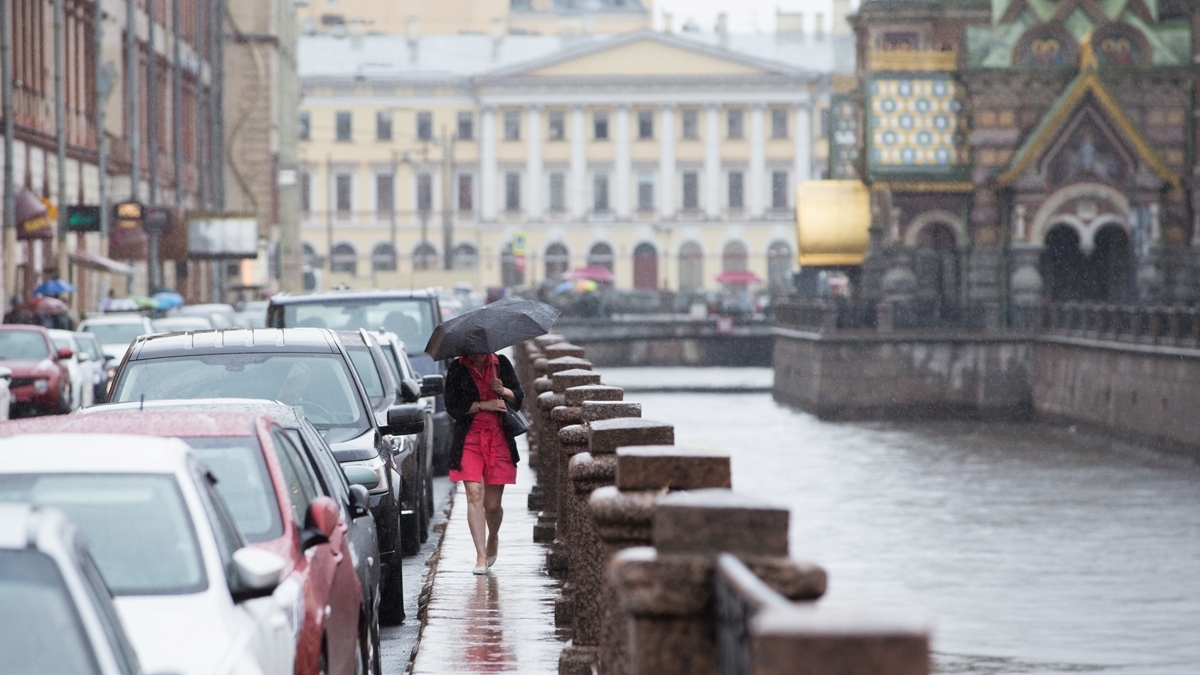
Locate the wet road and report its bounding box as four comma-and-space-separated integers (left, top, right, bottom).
607, 368, 1200, 675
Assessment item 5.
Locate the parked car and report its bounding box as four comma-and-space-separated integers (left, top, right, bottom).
106, 328, 424, 625
0, 325, 72, 416
72, 331, 109, 403
78, 313, 155, 364
0, 434, 296, 675
0, 503, 147, 675
167, 303, 238, 329
268, 290, 453, 474
0, 367, 11, 419
48, 329, 93, 410
237, 300, 270, 328
153, 316, 214, 333
6, 410, 369, 675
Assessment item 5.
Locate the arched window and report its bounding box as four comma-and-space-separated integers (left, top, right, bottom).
632, 242, 658, 290
678, 241, 704, 292
766, 241, 793, 292
587, 242, 614, 272
412, 241, 438, 271
544, 242, 570, 281
301, 242, 317, 268
372, 242, 397, 272
452, 242, 479, 270
722, 241, 748, 272
330, 242, 357, 275
501, 242, 525, 287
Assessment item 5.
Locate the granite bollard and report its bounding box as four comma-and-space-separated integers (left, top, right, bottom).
534, 357, 595, 543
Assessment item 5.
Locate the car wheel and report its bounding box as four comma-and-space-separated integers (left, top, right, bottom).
57, 381, 71, 414
418, 467, 431, 544
378, 552, 405, 625
359, 605, 381, 675
318, 643, 329, 675
400, 509, 420, 557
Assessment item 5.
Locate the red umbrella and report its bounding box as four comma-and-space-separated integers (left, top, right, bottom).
715, 270, 763, 285
561, 267, 615, 283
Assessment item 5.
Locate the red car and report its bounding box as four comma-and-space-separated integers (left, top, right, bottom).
0, 411, 364, 675
0, 325, 72, 415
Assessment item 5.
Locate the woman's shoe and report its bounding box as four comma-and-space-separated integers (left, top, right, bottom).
473, 565, 488, 575
486, 555, 497, 568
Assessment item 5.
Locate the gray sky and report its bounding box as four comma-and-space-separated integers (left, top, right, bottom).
652, 0, 859, 34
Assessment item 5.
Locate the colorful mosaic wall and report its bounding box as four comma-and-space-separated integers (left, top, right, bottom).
868, 76, 970, 176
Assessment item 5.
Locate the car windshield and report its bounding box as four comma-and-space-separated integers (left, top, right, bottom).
51, 337, 73, 352
0, 550, 101, 675
282, 299, 436, 350
0, 331, 49, 360
183, 436, 283, 543
345, 346, 385, 401
82, 322, 147, 346
0, 474, 207, 595
113, 353, 370, 442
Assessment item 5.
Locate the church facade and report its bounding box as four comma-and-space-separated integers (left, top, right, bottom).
850, 0, 1199, 328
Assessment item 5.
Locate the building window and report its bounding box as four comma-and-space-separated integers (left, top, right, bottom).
457, 111, 474, 141
637, 110, 653, 139
372, 242, 397, 272
594, 111, 609, 140
299, 171, 311, 213
504, 110, 521, 141
548, 172, 566, 212
330, 242, 357, 274
548, 111, 565, 141
299, 112, 310, 141
417, 112, 433, 141
545, 242, 570, 280
377, 111, 393, 141
594, 173, 610, 213
820, 108, 830, 138
417, 173, 433, 214
376, 173, 394, 215
457, 174, 474, 212
723, 241, 748, 272
453, 242, 479, 270
682, 171, 699, 210
681, 108, 698, 140
505, 172, 521, 212
335, 112, 352, 141
771, 171, 789, 209
728, 171, 744, 209
768, 241, 793, 291
727, 109, 744, 139
636, 173, 654, 212
587, 242, 614, 272
335, 173, 352, 213
679, 241, 704, 292
413, 241, 438, 271
771, 108, 788, 139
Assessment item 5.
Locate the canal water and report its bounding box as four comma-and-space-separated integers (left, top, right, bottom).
603, 368, 1200, 675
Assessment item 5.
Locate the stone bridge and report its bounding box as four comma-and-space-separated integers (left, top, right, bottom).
552, 316, 774, 368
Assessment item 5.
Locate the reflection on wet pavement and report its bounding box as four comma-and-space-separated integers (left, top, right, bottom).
411, 469, 561, 675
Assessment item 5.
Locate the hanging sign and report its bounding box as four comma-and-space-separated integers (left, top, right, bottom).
66, 205, 102, 233
113, 201, 144, 230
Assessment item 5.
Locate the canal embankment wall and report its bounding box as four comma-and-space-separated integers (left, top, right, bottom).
773, 328, 1200, 457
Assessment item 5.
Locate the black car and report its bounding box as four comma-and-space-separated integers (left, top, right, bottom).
106, 328, 423, 625
267, 290, 454, 474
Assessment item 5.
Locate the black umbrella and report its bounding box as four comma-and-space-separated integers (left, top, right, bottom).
424, 298, 561, 360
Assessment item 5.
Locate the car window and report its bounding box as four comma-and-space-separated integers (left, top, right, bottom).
0, 549, 101, 675
75, 545, 141, 675
287, 427, 349, 514
51, 336, 74, 353
182, 436, 284, 543
0, 474, 207, 595
381, 346, 403, 384
189, 458, 246, 583
281, 298, 436, 349
76, 335, 104, 361
0, 331, 50, 359
271, 430, 320, 527
80, 322, 147, 345
346, 346, 384, 399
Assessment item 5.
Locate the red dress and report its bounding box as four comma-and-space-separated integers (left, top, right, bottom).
448, 355, 517, 485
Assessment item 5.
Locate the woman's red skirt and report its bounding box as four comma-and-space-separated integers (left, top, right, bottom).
449, 411, 517, 485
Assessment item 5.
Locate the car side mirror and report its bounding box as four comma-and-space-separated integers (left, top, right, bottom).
419, 374, 444, 397
0, 366, 11, 382
399, 378, 421, 403
348, 484, 371, 519
299, 496, 340, 551
382, 404, 424, 436
343, 465, 380, 491
77, 351, 90, 362
230, 547, 286, 602
57, 347, 73, 360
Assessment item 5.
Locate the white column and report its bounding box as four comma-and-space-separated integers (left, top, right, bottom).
705, 105, 721, 217
480, 106, 497, 221
659, 104, 676, 218
614, 105, 631, 218
570, 106, 586, 219
749, 104, 765, 217
526, 105, 543, 219
794, 104, 812, 182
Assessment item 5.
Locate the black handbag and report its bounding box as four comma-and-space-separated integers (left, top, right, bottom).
503, 408, 531, 437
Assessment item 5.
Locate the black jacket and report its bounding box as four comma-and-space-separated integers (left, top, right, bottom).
444, 354, 524, 472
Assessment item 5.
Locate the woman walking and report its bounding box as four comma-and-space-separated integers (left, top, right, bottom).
445, 351, 524, 574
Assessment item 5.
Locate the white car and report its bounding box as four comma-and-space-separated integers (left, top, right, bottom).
48, 329, 94, 410
0, 435, 297, 675
78, 314, 155, 365
0, 366, 10, 420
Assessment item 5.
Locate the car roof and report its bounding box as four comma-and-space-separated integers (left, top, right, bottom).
80, 315, 149, 325
0, 324, 46, 332
81, 399, 305, 427
269, 289, 438, 305
0, 411, 261, 438
128, 327, 340, 359
0, 434, 192, 473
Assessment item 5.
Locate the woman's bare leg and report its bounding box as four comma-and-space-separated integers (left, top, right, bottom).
484, 484, 505, 560
464, 481, 488, 568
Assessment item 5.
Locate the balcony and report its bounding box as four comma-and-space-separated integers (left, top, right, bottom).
867, 48, 958, 72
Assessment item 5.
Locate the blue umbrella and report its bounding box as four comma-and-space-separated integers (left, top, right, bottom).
34, 279, 75, 296
152, 291, 185, 309
554, 280, 574, 295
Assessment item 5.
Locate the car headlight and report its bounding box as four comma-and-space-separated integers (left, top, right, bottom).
33, 379, 49, 394
345, 455, 388, 494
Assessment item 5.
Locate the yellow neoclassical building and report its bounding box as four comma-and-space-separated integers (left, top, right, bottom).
297, 29, 854, 292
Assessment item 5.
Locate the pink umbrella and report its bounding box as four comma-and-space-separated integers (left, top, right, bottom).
561, 267, 615, 284
715, 270, 763, 285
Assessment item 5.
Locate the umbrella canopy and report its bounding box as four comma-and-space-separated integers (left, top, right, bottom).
561, 267, 615, 283
33, 279, 76, 296
30, 296, 70, 315
153, 291, 185, 309
552, 279, 599, 295
715, 270, 763, 285
424, 298, 561, 361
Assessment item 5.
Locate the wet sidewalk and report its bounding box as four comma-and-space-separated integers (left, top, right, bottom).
410, 468, 562, 675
